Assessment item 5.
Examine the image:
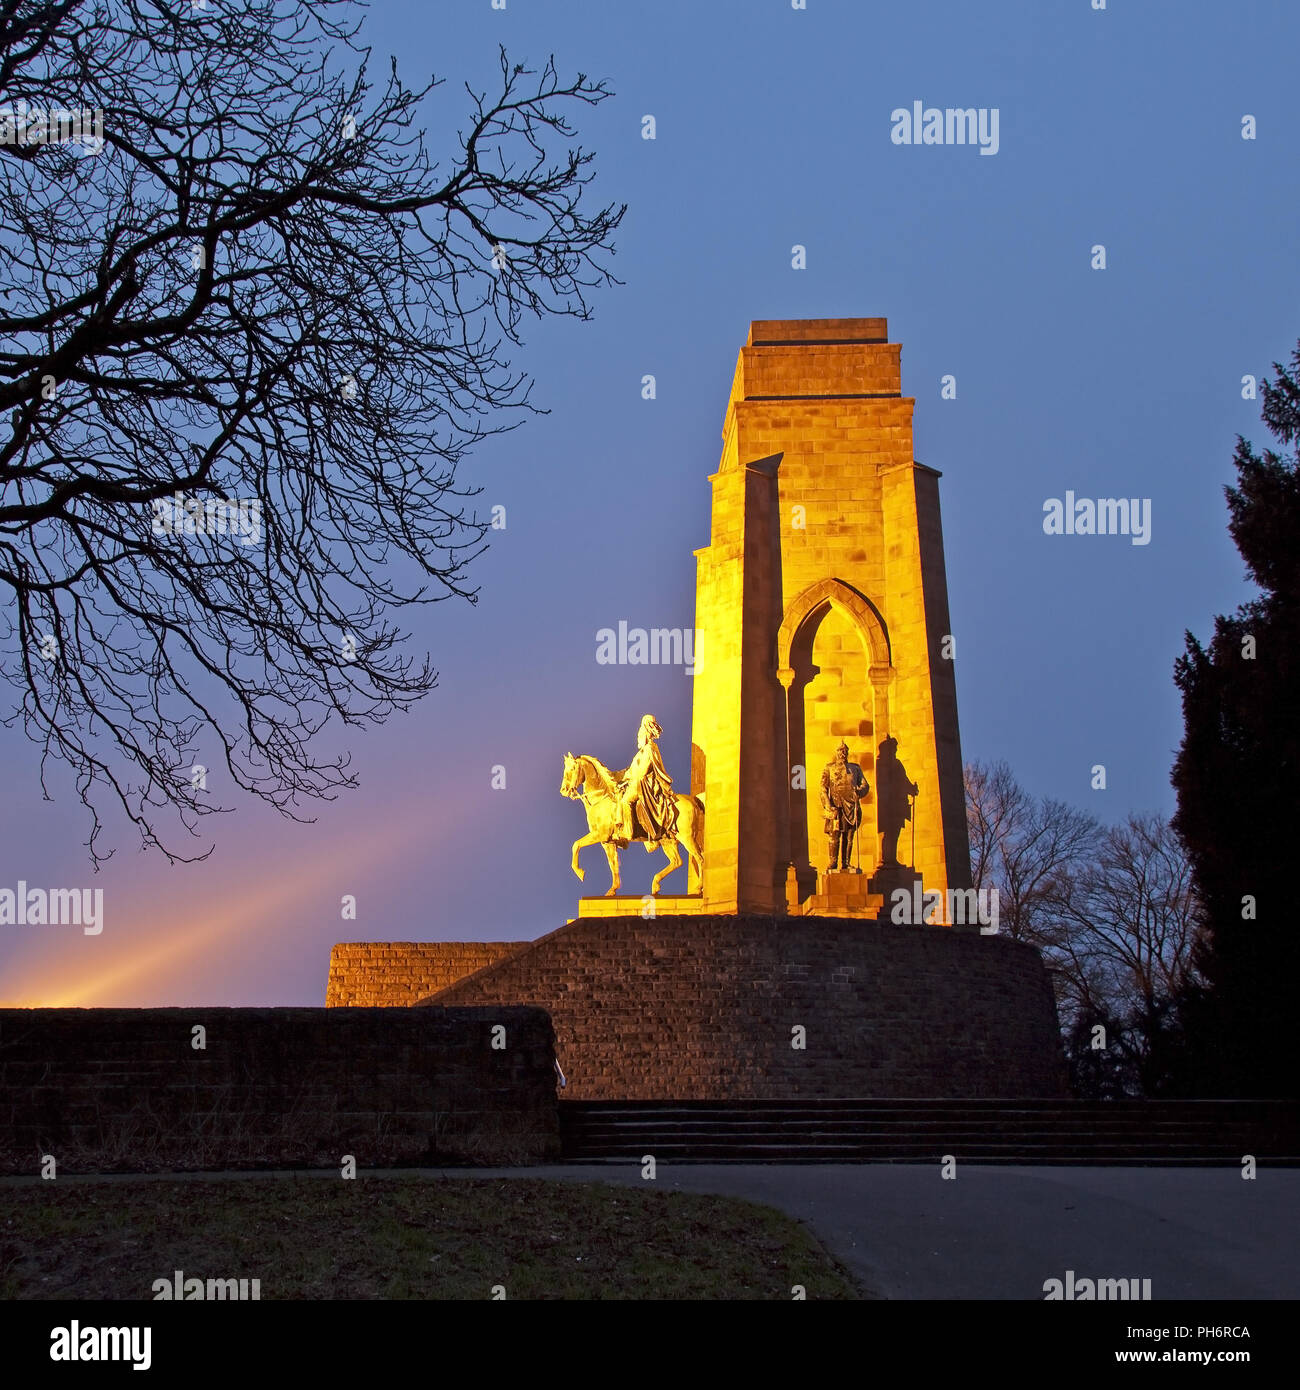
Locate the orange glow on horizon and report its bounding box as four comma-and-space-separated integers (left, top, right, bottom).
0, 806, 435, 1008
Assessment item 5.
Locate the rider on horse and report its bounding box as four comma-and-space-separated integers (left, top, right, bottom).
615, 714, 680, 849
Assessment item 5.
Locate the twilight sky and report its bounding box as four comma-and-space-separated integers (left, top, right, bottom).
2, 0, 1298, 1007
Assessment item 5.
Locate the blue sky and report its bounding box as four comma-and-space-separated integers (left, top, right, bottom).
2, 0, 1298, 1005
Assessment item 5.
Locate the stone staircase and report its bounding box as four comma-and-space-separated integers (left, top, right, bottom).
558, 1098, 1300, 1164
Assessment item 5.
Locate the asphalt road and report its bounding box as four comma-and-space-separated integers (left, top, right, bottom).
429, 1163, 1300, 1300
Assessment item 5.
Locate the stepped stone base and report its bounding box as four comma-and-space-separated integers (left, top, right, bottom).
797, 868, 889, 919
417, 914, 1066, 1101
575, 895, 708, 918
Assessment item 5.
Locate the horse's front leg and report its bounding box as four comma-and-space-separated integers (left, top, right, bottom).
603, 842, 621, 896
571, 830, 603, 882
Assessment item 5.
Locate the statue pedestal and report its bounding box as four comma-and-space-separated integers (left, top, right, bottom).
576, 895, 708, 919
788, 869, 884, 919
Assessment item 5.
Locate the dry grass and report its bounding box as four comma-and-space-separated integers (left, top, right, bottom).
0, 1175, 860, 1300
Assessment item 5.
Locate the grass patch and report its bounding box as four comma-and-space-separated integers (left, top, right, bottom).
0, 1175, 860, 1300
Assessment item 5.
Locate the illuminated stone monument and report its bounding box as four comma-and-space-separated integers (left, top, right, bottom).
328, 316, 1066, 1102
573, 317, 971, 919
689, 317, 971, 918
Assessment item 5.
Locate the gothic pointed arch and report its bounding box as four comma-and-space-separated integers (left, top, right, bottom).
777, 578, 891, 672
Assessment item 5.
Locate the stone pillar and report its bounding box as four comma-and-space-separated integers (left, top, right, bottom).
692, 454, 787, 914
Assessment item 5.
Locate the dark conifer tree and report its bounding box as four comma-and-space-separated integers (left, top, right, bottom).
1170, 343, 1300, 1097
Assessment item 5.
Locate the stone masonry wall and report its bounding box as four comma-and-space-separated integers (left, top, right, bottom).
0, 1006, 557, 1173
326, 942, 527, 1007
419, 916, 1067, 1101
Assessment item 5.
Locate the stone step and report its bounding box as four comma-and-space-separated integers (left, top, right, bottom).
558, 1099, 1300, 1163
563, 1133, 1269, 1144
562, 1142, 1300, 1163
570, 1117, 1262, 1128
796, 899, 887, 920
563, 1150, 1298, 1166
560, 1099, 1295, 1116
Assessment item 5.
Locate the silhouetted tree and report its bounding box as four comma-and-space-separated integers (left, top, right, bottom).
1062, 1007, 1136, 1102
966, 763, 1201, 1096
0, 1, 623, 862
964, 759, 1100, 944
1048, 814, 1201, 1096
1170, 341, 1300, 1098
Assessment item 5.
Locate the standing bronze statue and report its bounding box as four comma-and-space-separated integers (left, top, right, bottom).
819, 740, 869, 872
876, 735, 919, 866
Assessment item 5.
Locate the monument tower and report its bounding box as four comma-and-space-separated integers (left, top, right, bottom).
690, 318, 971, 917
328, 315, 1065, 1103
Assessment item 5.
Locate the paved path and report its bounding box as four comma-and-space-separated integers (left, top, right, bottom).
8, 1163, 1296, 1299
425, 1163, 1300, 1300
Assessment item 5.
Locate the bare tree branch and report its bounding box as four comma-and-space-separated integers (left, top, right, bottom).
0, 0, 625, 863
965, 761, 1203, 1095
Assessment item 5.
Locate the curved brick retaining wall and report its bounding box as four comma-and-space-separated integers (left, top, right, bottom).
416, 916, 1066, 1101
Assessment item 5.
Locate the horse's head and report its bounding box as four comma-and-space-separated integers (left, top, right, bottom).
560, 751, 581, 800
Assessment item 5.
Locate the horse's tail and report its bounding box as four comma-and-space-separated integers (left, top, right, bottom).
677, 790, 706, 887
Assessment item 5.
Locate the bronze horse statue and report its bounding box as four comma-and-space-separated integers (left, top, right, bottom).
560, 751, 704, 896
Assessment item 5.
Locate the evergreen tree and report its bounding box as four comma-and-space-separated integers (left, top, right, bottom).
1170, 343, 1300, 1097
